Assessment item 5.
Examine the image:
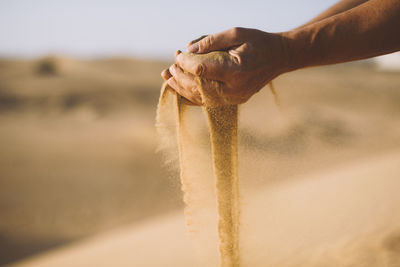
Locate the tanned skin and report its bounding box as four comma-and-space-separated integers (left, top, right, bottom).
298, 0, 370, 28
161, 0, 400, 106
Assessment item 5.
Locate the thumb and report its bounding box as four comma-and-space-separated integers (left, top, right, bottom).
187, 27, 243, 54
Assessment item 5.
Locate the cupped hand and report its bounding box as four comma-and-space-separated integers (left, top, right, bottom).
161, 27, 291, 106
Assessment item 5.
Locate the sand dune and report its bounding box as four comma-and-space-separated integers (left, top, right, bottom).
2, 58, 400, 265
13, 149, 400, 267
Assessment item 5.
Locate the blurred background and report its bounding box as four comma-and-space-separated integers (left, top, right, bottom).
0, 0, 399, 266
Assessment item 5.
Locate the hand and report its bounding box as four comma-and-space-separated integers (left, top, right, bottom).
161, 27, 291, 106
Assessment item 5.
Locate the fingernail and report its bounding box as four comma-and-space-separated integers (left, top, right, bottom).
169, 65, 176, 76
174, 50, 181, 58
188, 43, 199, 53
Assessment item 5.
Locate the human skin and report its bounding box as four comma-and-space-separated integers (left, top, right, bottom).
297, 0, 370, 28
161, 0, 400, 106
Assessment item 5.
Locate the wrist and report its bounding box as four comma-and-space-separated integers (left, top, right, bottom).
258, 31, 300, 80
279, 29, 312, 72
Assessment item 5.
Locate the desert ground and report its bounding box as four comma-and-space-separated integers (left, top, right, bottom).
0, 56, 400, 266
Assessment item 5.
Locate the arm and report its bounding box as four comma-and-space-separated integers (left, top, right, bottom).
297, 0, 369, 28
285, 0, 400, 71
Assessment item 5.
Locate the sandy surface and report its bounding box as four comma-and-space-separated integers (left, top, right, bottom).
1, 57, 400, 266
13, 149, 400, 267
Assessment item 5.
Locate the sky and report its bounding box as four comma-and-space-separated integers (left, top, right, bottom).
0, 0, 337, 59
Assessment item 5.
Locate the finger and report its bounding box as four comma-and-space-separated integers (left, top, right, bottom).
161, 68, 172, 80
175, 51, 238, 81
169, 64, 202, 104
187, 27, 244, 54
167, 77, 202, 106
174, 50, 182, 58
161, 50, 183, 80
186, 35, 208, 49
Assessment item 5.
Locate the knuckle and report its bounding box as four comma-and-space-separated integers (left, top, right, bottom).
194, 63, 205, 76
206, 35, 215, 46
200, 35, 214, 52
233, 53, 244, 67
230, 27, 242, 39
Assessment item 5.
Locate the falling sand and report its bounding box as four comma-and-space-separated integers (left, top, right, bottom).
205, 105, 240, 267
156, 52, 278, 267
156, 53, 242, 266
156, 87, 240, 266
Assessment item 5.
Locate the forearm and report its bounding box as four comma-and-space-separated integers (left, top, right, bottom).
282, 0, 400, 71
297, 0, 369, 29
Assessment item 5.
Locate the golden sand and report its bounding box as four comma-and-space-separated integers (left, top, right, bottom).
156, 51, 281, 267
156, 68, 240, 266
